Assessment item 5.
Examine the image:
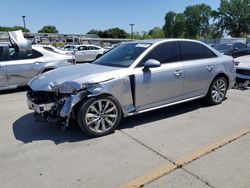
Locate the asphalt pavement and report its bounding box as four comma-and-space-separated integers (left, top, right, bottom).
0, 88, 249, 188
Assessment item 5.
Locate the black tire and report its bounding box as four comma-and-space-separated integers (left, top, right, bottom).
76, 95, 122, 137
95, 54, 102, 60
206, 76, 227, 105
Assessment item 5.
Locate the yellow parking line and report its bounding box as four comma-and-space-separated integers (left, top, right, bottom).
120, 127, 250, 188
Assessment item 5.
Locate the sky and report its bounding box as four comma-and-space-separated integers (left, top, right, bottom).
1, 0, 220, 34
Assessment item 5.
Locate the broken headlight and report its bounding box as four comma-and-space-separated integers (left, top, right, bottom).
53, 81, 83, 94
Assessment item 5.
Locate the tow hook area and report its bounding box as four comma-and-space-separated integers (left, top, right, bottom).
34, 112, 69, 130
233, 80, 249, 90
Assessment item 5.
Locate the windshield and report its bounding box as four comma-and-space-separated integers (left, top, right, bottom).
93, 42, 151, 67
213, 44, 231, 51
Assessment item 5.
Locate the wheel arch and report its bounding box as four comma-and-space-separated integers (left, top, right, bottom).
40, 67, 56, 73
73, 93, 125, 118
212, 73, 229, 89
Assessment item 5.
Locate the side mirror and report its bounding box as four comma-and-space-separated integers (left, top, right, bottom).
144, 59, 161, 70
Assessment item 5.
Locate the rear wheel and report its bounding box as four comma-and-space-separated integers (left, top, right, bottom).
76, 96, 122, 136
95, 54, 102, 60
206, 77, 227, 105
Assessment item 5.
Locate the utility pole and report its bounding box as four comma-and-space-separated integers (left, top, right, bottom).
22, 16, 26, 30
129, 24, 135, 40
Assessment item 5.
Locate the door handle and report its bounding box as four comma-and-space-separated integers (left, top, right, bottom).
34, 61, 42, 65
174, 70, 183, 76
206, 65, 214, 71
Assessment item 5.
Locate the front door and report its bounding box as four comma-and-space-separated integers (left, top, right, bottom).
134, 42, 184, 111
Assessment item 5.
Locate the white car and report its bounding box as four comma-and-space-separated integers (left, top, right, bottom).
35, 45, 75, 56
234, 55, 250, 87
0, 30, 75, 90
73, 44, 107, 62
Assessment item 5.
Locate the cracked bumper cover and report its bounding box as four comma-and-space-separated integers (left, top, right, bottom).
27, 90, 88, 123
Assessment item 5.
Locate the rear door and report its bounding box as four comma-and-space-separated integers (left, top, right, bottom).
0, 46, 9, 88
6, 48, 44, 86
179, 41, 219, 98
75, 46, 92, 62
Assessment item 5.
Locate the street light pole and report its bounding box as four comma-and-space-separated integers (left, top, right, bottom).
129, 24, 135, 40
22, 16, 26, 30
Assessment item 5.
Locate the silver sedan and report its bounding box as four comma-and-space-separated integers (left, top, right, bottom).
0, 31, 75, 90
27, 39, 235, 136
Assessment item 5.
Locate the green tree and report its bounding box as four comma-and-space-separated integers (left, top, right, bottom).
207, 24, 224, 39
148, 27, 165, 38
163, 11, 186, 38
38, 25, 58, 33
217, 0, 250, 37
87, 29, 100, 35
100, 28, 128, 38
0, 26, 29, 32
163, 11, 176, 38
184, 3, 212, 39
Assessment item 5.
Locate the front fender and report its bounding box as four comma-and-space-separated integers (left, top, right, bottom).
87, 77, 135, 116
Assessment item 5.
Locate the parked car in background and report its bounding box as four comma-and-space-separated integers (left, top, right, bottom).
234, 55, 250, 87
73, 44, 107, 62
35, 45, 75, 56
63, 45, 76, 51
27, 39, 235, 137
0, 30, 75, 91
212, 42, 250, 58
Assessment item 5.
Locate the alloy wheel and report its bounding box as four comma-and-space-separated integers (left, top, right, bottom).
211, 78, 227, 103
85, 99, 118, 133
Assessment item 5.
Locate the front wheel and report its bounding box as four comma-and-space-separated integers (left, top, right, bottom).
76, 96, 122, 137
206, 77, 227, 105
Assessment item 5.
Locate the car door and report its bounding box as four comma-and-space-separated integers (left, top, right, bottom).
0, 46, 9, 88
179, 41, 219, 98
6, 48, 44, 86
87, 46, 98, 61
134, 42, 184, 111
75, 46, 92, 62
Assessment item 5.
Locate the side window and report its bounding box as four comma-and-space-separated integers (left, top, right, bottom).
92, 46, 100, 50
234, 43, 246, 49
0, 46, 10, 61
180, 41, 217, 61
139, 42, 178, 66
28, 49, 43, 59
10, 49, 42, 60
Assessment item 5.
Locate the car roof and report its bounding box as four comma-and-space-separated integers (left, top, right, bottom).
130, 38, 207, 45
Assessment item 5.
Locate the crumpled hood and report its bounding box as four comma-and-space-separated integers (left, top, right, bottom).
28, 63, 130, 91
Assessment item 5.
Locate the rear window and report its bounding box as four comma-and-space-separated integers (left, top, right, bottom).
10, 48, 43, 60
180, 41, 217, 61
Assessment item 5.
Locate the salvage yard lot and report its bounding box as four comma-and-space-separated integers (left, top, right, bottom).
0, 88, 250, 188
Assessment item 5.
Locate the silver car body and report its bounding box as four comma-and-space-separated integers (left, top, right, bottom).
27, 39, 235, 127
0, 31, 75, 90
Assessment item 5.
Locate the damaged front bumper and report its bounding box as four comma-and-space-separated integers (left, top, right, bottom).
27, 88, 88, 127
